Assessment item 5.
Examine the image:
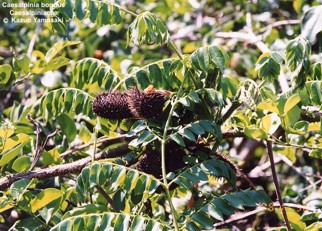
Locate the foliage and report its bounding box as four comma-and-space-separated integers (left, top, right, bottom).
0, 0, 322, 230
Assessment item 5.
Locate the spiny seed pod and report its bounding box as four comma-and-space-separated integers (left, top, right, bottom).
92, 92, 133, 120
137, 143, 185, 179
213, 152, 239, 173
128, 86, 169, 119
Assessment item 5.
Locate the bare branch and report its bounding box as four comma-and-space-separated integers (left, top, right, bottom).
0, 144, 130, 191
27, 114, 42, 171
259, 19, 300, 33
266, 141, 291, 231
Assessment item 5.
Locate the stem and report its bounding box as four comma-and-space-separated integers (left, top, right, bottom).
161, 101, 180, 230
218, 100, 241, 125
168, 41, 184, 60
266, 141, 292, 231
113, 3, 138, 17
95, 185, 113, 207
159, 40, 186, 231
92, 125, 99, 162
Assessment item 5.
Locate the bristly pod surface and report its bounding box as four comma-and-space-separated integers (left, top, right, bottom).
136, 143, 185, 179
128, 86, 169, 119
92, 91, 133, 120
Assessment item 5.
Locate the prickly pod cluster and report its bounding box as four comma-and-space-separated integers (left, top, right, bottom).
92, 86, 170, 120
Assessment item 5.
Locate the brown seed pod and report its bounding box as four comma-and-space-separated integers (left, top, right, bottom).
137, 142, 185, 179
128, 86, 169, 119
92, 91, 133, 120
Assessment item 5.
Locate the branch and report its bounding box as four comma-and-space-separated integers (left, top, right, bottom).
213, 207, 267, 228
28, 114, 60, 171
27, 114, 42, 171
259, 19, 300, 33
0, 144, 130, 191
266, 141, 292, 231
95, 185, 113, 206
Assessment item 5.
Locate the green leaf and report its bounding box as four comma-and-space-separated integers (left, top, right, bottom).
131, 216, 146, 231
12, 156, 31, 173
45, 39, 81, 63
70, 58, 119, 93
62, 205, 109, 220
88, 0, 98, 22
127, 12, 169, 46
51, 16, 67, 34
205, 89, 224, 106
0, 134, 30, 167
191, 46, 228, 72
191, 211, 213, 229
123, 170, 139, 192
10, 218, 44, 231
57, 113, 77, 143
13, 55, 30, 74
75, 0, 86, 20
284, 93, 301, 114
208, 45, 228, 72
179, 128, 196, 142
256, 52, 281, 82
60, 0, 73, 19
76, 162, 161, 206
260, 113, 281, 135
305, 222, 322, 231
39, 88, 94, 122
301, 5, 322, 43
257, 101, 279, 114
189, 123, 205, 135
10, 178, 34, 200
32, 56, 71, 74
244, 126, 268, 139
0, 64, 12, 85
276, 208, 306, 231
52, 213, 170, 231
283, 105, 301, 127
223, 194, 244, 210
175, 159, 237, 188
286, 37, 311, 89
113, 189, 126, 212
192, 47, 209, 71
309, 81, 322, 105
312, 63, 322, 80
30, 188, 63, 213
169, 133, 185, 147
202, 204, 223, 221
309, 149, 322, 158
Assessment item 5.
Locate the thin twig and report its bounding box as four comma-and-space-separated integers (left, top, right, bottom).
27, 114, 42, 171
298, 178, 322, 193
258, 19, 300, 33
28, 118, 60, 171
213, 201, 316, 228
95, 185, 114, 207
279, 154, 316, 187
266, 141, 292, 231
0, 144, 130, 191
214, 207, 267, 228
